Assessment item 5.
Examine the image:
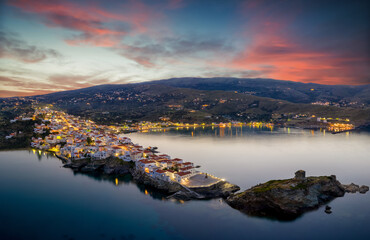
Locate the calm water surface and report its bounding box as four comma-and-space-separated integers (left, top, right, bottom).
1, 127, 369, 240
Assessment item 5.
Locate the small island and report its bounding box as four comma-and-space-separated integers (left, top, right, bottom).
226, 170, 369, 220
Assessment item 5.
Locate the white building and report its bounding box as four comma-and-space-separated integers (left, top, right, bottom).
174, 171, 191, 183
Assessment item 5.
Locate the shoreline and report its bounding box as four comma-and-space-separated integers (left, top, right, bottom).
137, 124, 362, 135
58, 154, 240, 200
27, 148, 239, 200
6, 148, 369, 221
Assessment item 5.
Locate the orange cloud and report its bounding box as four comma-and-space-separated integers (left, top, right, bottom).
225, 21, 370, 85
0, 75, 94, 98
0, 90, 53, 98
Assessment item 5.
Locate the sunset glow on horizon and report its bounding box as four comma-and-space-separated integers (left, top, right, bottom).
1, 0, 369, 97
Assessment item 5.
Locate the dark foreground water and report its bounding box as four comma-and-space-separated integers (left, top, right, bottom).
1, 127, 369, 240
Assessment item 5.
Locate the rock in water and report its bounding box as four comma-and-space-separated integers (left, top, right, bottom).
342, 183, 369, 194
359, 185, 369, 194
226, 172, 345, 220
342, 183, 360, 193
325, 205, 332, 214
325, 209, 332, 214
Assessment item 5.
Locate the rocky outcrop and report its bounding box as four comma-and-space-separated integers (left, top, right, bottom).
342, 183, 369, 194
63, 157, 133, 175
102, 160, 131, 175
80, 162, 105, 172
342, 183, 359, 193
168, 181, 240, 201
167, 189, 206, 201
131, 168, 184, 193
190, 181, 240, 198
360, 185, 370, 193
225, 171, 367, 220
63, 159, 89, 171
62, 156, 240, 200
55, 154, 69, 164
131, 168, 240, 200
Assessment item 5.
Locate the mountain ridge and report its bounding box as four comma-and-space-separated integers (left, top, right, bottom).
24, 81, 370, 126
20, 77, 369, 107
146, 77, 370, 105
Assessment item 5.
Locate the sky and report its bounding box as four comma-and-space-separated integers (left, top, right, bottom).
0, 0, 369, 97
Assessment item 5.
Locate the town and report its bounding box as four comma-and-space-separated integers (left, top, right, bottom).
28, 107, 224, 188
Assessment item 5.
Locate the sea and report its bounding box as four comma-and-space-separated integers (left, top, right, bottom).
1, 126, 369, 240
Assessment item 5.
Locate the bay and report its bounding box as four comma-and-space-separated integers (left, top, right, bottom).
1, 127, 369, 240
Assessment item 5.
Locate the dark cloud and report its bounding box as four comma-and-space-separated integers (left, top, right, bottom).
0, 31, 62, 63
116, 35, 235, 67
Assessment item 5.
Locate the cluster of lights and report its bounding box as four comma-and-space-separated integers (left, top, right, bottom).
327, 123, 354, 132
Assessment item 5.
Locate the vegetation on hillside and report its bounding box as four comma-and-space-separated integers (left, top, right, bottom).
149, 77, 370, 106
1, 78, 370, 128
29, 83, 370, 126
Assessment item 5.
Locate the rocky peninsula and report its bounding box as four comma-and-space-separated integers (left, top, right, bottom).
61, 156, 240, 200
27, 107, 240, 202
226, 170, 369, 220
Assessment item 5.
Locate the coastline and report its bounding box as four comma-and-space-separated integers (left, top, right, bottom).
17, 148, 370, 221
57, 153, 240, 200
27, 147, 238, 200
4, 105, 369, 220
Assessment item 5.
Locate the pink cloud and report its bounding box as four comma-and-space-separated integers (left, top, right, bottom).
9, 0, 161, 47
220, 16, 370, 85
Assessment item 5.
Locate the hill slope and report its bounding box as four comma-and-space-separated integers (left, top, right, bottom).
148, 77, 370, 106
32, 83, 370, 126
